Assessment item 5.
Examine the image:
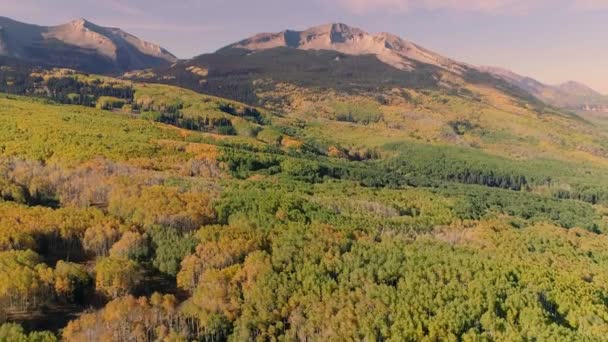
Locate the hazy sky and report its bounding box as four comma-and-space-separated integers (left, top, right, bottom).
3, 0, 608, 92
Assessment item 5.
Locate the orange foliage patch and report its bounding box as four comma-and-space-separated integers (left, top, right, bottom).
327, 146, 348, 159
281, 136, 304, 149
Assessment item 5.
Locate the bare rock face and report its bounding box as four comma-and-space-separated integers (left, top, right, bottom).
225, 23, 466, 73
0, 16, 177, 73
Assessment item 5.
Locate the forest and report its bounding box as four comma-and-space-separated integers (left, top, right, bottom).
1, 65, 608, 342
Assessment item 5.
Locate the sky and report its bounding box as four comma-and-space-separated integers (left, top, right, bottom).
2, 0, 608, 92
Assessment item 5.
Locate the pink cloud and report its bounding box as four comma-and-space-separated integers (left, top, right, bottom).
337, 0, 411, 14
333, 0, 608, 15
334, 0, 542, 14
574, 0, 608, 10
98, 0, 145, 16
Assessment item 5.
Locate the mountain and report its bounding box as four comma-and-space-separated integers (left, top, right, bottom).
137, 23, 545, 111
0, 16, 177, 73
226, 23, 608, 111
122, 23, 608, 167
224, 23, 466, 74
479, 66, 608, 110
1, 18, 602, 111
554, 81, 608, 110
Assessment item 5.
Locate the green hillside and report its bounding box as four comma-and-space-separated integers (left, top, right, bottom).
0, 62, 608, 341
128, 47, 608, 166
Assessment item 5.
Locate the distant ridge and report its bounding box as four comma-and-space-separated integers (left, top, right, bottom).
0, 16, 177, 73
479, 66, 608, 109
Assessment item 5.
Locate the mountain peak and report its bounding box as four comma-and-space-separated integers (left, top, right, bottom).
70, 18, 89, 26
300, 23, 366, 45
324, 22, 356, 30
557, 81, 602, 96
0, 16, 177, 73
63, 18, 112, 33
559, 80, 593, 89
225, 23, 463, 73
302, 23, 363, 36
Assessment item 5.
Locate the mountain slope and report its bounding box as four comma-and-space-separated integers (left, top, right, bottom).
122, 23, 608, 165
216, 23, 605, 111
0, 16, 177, 73
138, 23, 545, 114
